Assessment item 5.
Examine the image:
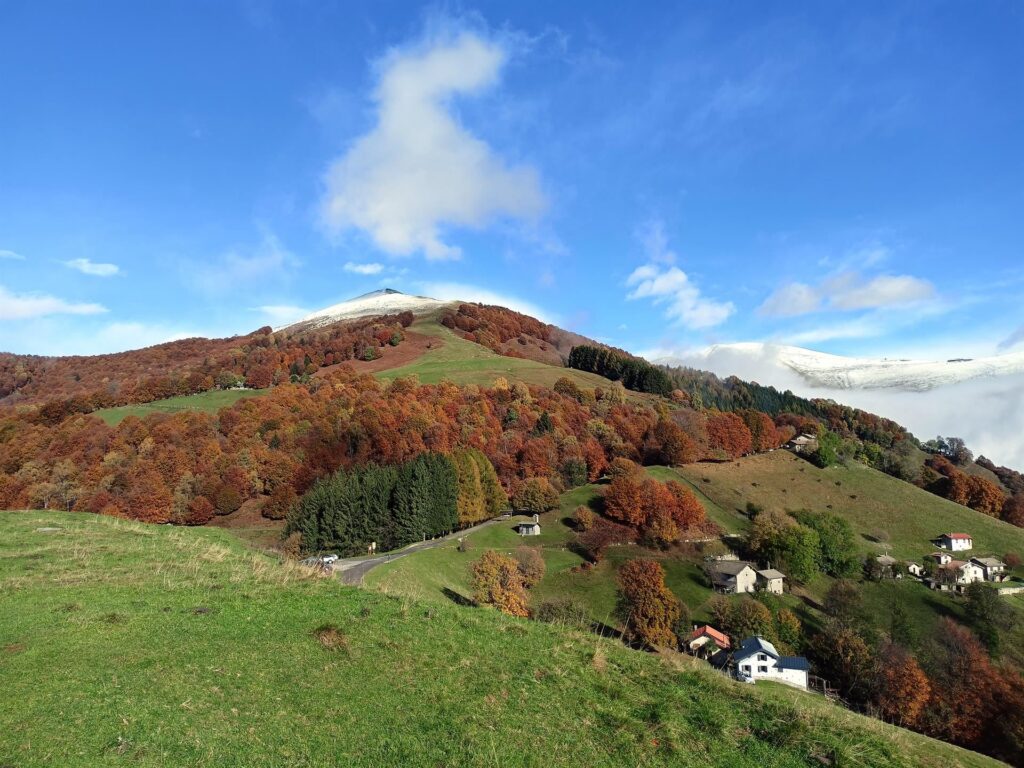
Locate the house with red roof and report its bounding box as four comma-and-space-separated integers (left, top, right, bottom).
933, 532, 973, 552
689, 625, 730, 658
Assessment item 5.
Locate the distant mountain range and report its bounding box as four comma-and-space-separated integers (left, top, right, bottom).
659, 342, 1024, 468
670, 342, 1024, 392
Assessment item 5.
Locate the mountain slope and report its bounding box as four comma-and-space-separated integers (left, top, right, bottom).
0, 511, 1001, 768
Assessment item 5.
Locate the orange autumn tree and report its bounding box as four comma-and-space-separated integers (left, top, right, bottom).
873, 643, 931, 727
604, 473, 708, 546
617, 559, 681, 648
470, 550, 529, 618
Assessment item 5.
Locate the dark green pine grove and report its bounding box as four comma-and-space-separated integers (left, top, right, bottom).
567, 345, 673, 396
288, 450, 505, 555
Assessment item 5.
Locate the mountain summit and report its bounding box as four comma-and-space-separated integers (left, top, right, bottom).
282, 289, 456, 331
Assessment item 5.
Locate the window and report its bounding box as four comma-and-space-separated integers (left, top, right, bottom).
741, 665, 751, 673
758, 666, 768, 674
757, 654, 767, 661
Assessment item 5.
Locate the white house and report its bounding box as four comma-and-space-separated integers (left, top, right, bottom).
515, 521, 541, 536
756, 568, 786, 594
905, 561, 925, 578
928, 551, 953, 566
787, 434, 818, 454
689, 625, 731, 657
706, 561, 759, 594
731, 636, 809, 690
971, 556, 1009, 582
934, 533, 973, 552
933, 559, 985, 590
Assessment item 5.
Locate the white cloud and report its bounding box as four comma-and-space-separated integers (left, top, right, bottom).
62, 257, 120, 277
343, 261, 384, 275
0, 285, 107, 320
635, 219, 677, 265
760, 271, 936, 317
626, 264, 735, 329
663, 343, 1024, 469
757, 282, 820, 317
0, 249, 25, 260
999, 325, 1024, 352
828, 273, 935, 310
252, 305, 310, 325
319, 29, 546, 260
191, 232, 297, 295
417, 281, 555, 323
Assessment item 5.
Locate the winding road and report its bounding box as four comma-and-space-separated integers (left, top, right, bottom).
331, 518, 502, 586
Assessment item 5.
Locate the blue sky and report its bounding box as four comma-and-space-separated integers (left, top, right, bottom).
1, 0, 1022, 359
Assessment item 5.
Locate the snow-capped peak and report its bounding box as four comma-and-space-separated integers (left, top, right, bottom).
280, 289, 457, 331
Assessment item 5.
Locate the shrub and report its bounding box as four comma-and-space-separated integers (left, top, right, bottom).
514, 546, 546, 588
536, 598, 590, 629
573, 505, 595, 531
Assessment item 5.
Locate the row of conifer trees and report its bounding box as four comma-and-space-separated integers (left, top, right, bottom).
287, 449, 506, 554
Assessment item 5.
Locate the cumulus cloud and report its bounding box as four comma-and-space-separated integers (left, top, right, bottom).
319, 29, 546, 260
343, 261, 384, 275
62, 257, 120, 277
418, 281, 555, 323
760, 271, 935, 317
626, 264, 735, 329
0, 249, 25, 260
0, 285, 107, 320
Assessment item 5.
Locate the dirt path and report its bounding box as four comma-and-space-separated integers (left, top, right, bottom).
332, 518, 500, 586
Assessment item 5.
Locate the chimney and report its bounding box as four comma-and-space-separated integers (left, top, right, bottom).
533, 513, 539, 523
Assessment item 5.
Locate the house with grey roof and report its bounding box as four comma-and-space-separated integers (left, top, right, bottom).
756, 568, 786, 594
729, 636, 809, 690
971, 556, 1009, 582
705, 561, 758, 594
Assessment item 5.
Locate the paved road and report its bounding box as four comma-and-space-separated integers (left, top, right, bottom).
332, 518, 503, 586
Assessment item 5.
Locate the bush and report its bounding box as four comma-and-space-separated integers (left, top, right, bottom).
573, 505, 595, 531
536, 598, 590, 629
514, 546, 546, 588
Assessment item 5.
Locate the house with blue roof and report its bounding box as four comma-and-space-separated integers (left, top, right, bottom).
729, 636, 810, 690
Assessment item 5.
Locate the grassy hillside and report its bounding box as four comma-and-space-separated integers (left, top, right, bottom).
95, 388, 269, 426
375, 320, 628, 391
673, 451, 1024, 561
0, 510, 1000, 768
367, 468, 808, 631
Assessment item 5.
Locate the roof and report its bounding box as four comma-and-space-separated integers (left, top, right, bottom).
778, 656, 811, 672
734, 636, 780, 661
972, 557, 1006, 568
939, 533, 972, 540
691, 625, 731, 648
706, 560, 755, 576
757, 569, 786, 580
515, 522, 540, 529
876, 555, 898, 565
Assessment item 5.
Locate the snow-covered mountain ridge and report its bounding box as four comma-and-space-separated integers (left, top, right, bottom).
280, 289, 457, 331
674, 342, 1024, 391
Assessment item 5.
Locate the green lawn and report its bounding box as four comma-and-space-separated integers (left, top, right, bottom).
3, 510, 996, 768
94, 388, 269, 426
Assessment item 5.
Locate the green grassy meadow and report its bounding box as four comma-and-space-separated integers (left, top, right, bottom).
94, 388, 269, 426
376, 320, 631, 391
3, 510, 1000, 768
674, 451, 1024, 561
